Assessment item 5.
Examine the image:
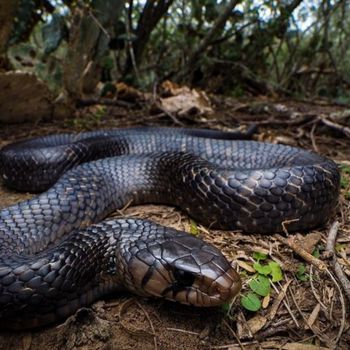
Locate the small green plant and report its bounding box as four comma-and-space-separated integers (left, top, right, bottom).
91, 106, 107, 123
240, 251, 283, 312
189, 219, 198, 236
64, 106, 107, 129
340, 176, 349, 189
335, 243, 346, 253
241, 291, 262, 311
312, 244, 324, 258
340, 164, 350, 200
296, 263, 309, 281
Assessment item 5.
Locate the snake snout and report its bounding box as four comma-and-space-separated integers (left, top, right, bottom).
124, 233, 241, 307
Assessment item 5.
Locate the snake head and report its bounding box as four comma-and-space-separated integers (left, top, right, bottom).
121, 227, 241, 307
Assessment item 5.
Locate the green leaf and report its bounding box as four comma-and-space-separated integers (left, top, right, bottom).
296, 264, 309, 281
221, 302, 231, 313
249, 275, 271, 297
253, 262, 271, 275
252, 251, 268, 261
297, 263, 306, 274
335, 243, 346, 253
340, 164, 350, 174
190, 219, 198, 236
312, 246, 321, 259
241, 292, 261, 311
268, 261, 283, 282
340, 176, 349, 189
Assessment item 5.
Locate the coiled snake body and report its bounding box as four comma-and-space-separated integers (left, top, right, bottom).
0, 127, 340, 329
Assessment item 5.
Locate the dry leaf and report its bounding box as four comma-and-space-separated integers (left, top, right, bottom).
295, 232, 321, 254
246, 315, 268, 334
160, 80, 182, 95
262, 294, 270, 309
116, 82, 144, 102
237, 260, 256, 273
158, 83, 213, 116
267, 280, 292, 321
305, 303, 321, 329
236, 311, 252, 339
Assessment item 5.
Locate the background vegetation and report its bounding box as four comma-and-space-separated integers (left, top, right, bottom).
1, 0, 350, 104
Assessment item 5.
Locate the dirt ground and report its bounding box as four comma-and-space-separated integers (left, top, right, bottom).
0, 97, 349, 350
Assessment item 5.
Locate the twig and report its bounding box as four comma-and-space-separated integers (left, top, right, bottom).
115, 198, 134, 217
325, 221, 340, 256
276, 235, 327, 271
325, 268, 347, 346
288, 286, 330, 346
76, 98, 136, 108
319, 117, 350, 138
309, 266, 328, 311
256, 322, 293, 340
310, 122, 319, 153
222, 319, 247, 350
118, 299, 158, 350
153, 109, 184, 126
88, 9, 110, 38
281, 218, 300, 235
166, 328, 200, 335
318, 221, 348, 346
136, 300, 158, 350
267, 280, 293, 322
270, 281, 299, 328
325, 221, 350, 302
210, 341, 259, 349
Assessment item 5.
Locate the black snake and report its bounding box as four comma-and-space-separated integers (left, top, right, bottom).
0, 127, 340, 329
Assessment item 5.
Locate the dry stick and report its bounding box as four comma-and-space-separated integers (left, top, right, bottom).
136, 300, 158, 350
267, 280, 293, 322
319, 117, 350, 138
325, 221, 350, 302
118, 298, 158, 350
322, 221, 348, 346
270, 281, 299, 328
76, 98, 135, 108
210, 341, 260, 350
325, 221, 340, 257
310, 122, 319, 153
287, 286, 329, 346
154, 108, 184, 126
325, 268, 346, 346
222, 319, 249, 350
166, 328, 200, 336
309, 266, 328, 311
150, 83, 185, 126
275, 235, 327, 271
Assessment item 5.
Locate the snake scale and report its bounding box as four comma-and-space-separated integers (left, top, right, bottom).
0, 127, 340, 329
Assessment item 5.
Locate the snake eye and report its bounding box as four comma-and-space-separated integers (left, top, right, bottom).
173, 269, 195, 287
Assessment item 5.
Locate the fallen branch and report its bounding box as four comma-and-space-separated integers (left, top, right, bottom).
318, 117, 350, 138
76, 98, 136, 108
276, 235, 327, 271
325, 221, 350, 303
